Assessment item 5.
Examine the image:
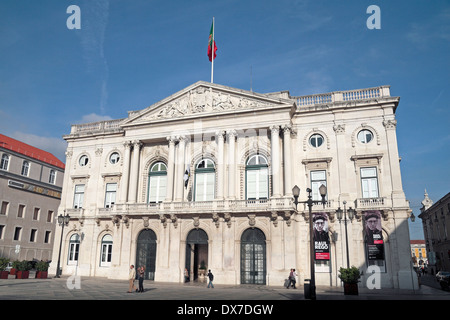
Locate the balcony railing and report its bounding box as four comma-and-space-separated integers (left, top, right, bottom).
294, 86, 391, 108
66, 197, 391, 220
108, 198, 295, 216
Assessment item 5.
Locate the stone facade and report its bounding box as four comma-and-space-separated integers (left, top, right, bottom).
49, 81, 415, 289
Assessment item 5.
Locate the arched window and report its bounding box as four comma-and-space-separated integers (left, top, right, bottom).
148, 162, 167, 203
246, 155, 268, 200
21, 161, 29, 176
68, 234, 80, 265
195, 159, 215, 201
49, 170, 56, 184
100, 234, 113, 267
0, 154, 9, 170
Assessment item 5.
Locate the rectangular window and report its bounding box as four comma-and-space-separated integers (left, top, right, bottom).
246, 168, 268, 200
13, 227, 22, 241
47, 210, 53, 223
18, 204, 25, 218
311, 170, 327, 201
195, 172, 215, 201
30, 229, 37, 242
361, 167, 379, 198
44, 231, 51, 243
148, 176, 167, 203
73, 184, 85, 209
33, 208, 40, 220
68, 242, 80, 264
1, 201, 9, 215
105, 183, 117, 208
0, 225, 4, 239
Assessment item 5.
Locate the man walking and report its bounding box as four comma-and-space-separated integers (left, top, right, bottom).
207, 269, 214, 288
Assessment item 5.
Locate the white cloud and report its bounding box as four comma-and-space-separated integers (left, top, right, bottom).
77, 113, 113, 124
11, 131, 67, 163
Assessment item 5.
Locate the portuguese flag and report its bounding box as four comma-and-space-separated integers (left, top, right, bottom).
207, 19, 217, 62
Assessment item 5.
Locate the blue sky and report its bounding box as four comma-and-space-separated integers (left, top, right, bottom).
1, 0, 449, 239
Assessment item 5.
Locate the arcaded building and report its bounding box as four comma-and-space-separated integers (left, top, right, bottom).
49, 81, 415, 289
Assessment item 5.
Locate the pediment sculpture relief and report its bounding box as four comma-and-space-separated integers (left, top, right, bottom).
138, 86, 276, 122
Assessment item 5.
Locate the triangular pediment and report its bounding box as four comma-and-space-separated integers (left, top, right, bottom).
122, 81, 294, 126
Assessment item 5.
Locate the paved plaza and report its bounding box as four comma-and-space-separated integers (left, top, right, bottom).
0, 272, 449, 301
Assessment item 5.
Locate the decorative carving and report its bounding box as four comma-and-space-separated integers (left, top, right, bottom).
143, 217, 149, 228
383, 119, 397, 129
284, 211, 292, 227
122, 215, 130, 228
224, 213, 232, 228
138, 86, 275, 122
212, 213, 220, 228
271, 212, 278, 227
112, 215, 120, 228
193, 217, 200, 229
333, 124, 345, 134
171, 214, 178, 228
159, 214, 167, 228
248, 214, 256, 228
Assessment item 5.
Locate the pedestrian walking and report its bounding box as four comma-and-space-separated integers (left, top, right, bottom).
207, 269, 214, 288
128, 265, 137, 293
290, 269, 297, 289
286, 268, 297, 289
138, 265, 145, 292
184, 268, 190, 283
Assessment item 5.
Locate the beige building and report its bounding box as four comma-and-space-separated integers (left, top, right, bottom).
419, 191, 450, 273
0, 134, 65, 261
49, 81, 416, 289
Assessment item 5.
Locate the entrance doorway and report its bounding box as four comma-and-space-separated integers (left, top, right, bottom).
240, 228, 266, 285
136, 229, 157, 280
185, 229, 208, 282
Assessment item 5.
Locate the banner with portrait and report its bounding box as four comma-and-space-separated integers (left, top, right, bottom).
313, 212, 330, 260
363, 210, 384, 260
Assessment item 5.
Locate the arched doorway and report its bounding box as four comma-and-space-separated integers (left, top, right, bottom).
240, 228, 266, 285
185, 229, 208, 282
136, 229, 157, 280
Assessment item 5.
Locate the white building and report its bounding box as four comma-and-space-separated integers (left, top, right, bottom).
49, 81, 416, 289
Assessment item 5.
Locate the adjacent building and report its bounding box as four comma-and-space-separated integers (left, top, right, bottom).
0, 134, 65, 261
419, 191, 450, 273
410, 240, 427, 268
49, 81, 416, 289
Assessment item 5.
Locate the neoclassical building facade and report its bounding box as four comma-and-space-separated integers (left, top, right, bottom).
49, 81, 416, 289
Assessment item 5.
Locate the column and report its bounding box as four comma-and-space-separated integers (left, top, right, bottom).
128, 140, 142, 203
216, 130, 225, 199
119, 141, 132, 203
270, 125, 281, 197
282, 124, 292, 197
175, 135, 186, 201
227, 130, 237, 199
165, 136, 176, 202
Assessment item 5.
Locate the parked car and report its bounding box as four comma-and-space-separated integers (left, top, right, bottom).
435, 271, 450, 282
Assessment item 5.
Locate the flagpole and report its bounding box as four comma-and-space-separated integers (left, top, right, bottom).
211, 17, 215, 83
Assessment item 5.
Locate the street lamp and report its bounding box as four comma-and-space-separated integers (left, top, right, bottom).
54, 212, 70, 278
336, 201, 355, 268
292, 184, 327, 300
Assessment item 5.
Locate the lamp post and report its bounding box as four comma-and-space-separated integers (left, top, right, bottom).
54, 212, 70, 278
292, 184, 327, 300
336, 201, 355, 268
